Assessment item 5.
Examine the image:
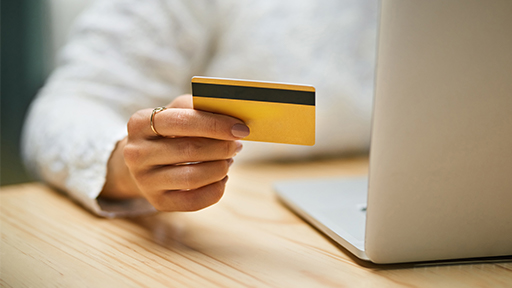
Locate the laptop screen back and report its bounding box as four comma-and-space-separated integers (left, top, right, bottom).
365, 0, 512, 263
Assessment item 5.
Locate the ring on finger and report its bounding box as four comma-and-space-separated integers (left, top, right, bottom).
150, 106, 167, 137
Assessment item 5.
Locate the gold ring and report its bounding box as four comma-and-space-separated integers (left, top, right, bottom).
150, 106, 167, 137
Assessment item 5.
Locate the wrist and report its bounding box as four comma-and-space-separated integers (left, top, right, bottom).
101, 138, 142, 199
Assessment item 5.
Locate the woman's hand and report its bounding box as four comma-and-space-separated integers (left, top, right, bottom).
100, 94, 249, 211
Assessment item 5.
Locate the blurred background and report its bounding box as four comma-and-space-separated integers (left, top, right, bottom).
1, 0, 93, 186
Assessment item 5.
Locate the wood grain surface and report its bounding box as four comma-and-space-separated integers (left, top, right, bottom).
1, 157, 511, 287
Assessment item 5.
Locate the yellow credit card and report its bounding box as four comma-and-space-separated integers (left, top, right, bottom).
192, 76, 315, 146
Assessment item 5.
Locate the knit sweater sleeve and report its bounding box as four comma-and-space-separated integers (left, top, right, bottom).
22, 0, 216, 217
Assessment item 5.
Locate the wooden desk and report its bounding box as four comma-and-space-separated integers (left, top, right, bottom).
1, 157, 511, 287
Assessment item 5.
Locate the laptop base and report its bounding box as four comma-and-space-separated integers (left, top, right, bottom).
274, 177, 369, 261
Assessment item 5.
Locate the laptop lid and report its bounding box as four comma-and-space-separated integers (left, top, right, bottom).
275, 0, 512, 264
365, 0, 512, 263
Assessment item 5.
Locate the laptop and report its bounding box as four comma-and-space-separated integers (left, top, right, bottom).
275, 0, 512, 264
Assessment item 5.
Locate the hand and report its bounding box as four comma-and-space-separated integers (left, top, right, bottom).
100, 94, 250, 212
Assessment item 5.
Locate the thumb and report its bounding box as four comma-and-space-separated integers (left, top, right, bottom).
167, 94, 193, 109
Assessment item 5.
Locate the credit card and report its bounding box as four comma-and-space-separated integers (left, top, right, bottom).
191, 76, 315, 145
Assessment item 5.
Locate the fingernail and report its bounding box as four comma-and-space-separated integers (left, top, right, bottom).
235, 141, 243, 154
231, 123, 250, 138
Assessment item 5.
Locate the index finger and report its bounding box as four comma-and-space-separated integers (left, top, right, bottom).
149, 108, 250, 140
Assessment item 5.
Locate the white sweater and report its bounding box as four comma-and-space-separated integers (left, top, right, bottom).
22, 0, 378, 217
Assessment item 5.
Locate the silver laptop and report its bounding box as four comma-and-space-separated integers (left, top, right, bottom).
275, 0, 512, 264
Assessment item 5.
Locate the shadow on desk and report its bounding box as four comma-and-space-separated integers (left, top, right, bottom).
129, 211, 512, 269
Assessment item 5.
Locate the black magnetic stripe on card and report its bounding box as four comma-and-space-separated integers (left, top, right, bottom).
192, 83, 315, 106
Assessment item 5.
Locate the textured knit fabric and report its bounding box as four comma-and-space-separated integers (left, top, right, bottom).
22, 0, 378, 217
